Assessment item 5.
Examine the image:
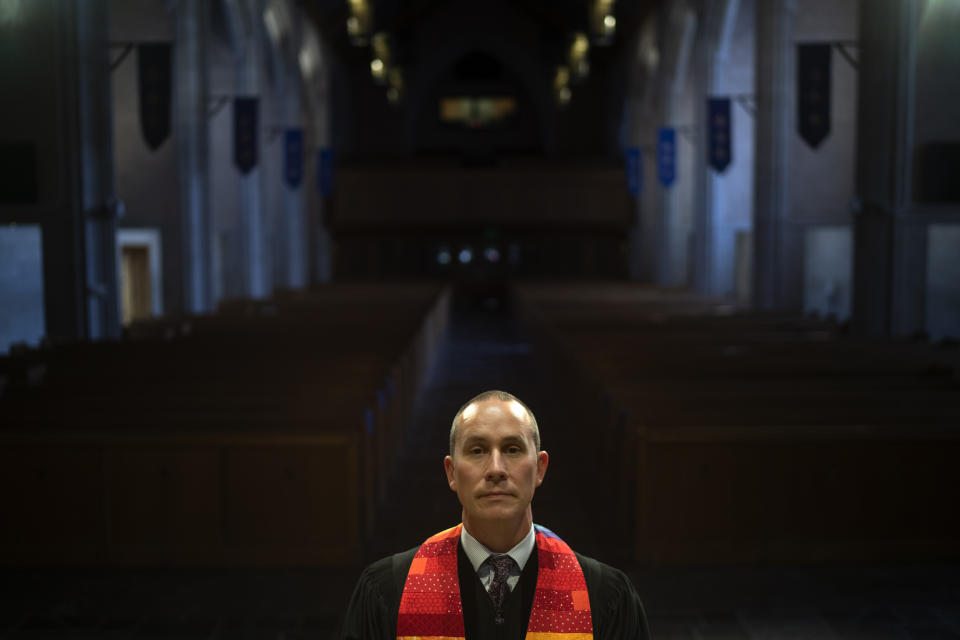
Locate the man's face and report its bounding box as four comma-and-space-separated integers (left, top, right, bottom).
443, 398, 548, 527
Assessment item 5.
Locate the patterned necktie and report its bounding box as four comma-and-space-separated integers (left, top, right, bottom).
484, 553, 517, 625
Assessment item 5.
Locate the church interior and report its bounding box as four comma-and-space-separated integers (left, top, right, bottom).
1, 0, 959, 637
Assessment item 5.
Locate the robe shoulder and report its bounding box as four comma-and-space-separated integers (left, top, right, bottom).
339, 546, 418, 640
576, 552, 651, 640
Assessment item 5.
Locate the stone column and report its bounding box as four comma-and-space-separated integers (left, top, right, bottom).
625, 19, 659, 283
62, 0, 120, 340
657, 5, 697, 288
852, 0, 924, 337
174, 0, 213, 313
281, 62, 308, 289
235, 0, 269, 299
309, 38, 334, 284
752, 0, 798, 310
691, 3, 720, 295
693, 0, 748, 298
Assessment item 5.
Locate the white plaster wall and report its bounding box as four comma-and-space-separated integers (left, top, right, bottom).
927, 224, 960, 342
109, 0, 183, 314
790, 0, 858, 225
0, 225, 45, 353
803, 225, 852, 320
790, 0, 858, 318
914, 4, 960, 148
208, 28, 243, 301
915, 3, 960, 341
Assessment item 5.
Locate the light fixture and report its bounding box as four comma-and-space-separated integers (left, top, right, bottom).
554, 66, 572, 106
346, 15, 360, 37
637, 17, 659, 74
458, 248, 473, 264
370, 58, 386, 83
347, 0, 372, 46
591, 0, 616, 44
554, 66, 570, 92
569, 32, 590, 80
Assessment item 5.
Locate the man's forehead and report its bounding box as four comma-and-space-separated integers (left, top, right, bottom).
460, 398, 529, 425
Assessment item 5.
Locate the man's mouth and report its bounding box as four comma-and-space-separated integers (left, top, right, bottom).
480, 491, 513, 498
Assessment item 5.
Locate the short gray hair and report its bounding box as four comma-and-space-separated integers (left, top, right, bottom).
449, 390, 540, 457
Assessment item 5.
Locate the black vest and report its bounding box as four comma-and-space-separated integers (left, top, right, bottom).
457, 541, 540, 640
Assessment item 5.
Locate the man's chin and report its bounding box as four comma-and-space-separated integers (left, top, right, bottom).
471, 502, 522, 520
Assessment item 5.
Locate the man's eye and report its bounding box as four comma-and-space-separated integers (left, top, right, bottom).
506, 446, 522, 454
469, 447, 484, 455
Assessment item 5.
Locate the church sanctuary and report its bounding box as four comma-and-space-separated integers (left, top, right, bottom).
1, 0, 959, 637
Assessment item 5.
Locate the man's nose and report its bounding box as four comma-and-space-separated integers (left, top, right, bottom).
486, 449, 507, 480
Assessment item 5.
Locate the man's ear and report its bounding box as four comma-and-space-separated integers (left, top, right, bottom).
535, 450, 549, 486
444, 455, 457, 491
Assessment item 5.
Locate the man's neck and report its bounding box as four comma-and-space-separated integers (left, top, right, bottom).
461, 508, 533, 553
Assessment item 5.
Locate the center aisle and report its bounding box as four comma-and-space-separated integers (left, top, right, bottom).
368, 287, 607, 563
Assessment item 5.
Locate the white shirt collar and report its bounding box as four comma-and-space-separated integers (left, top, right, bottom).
460, 523, 536, 573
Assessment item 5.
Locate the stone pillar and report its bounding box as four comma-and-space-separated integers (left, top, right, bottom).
625, 115, 651, 282
693, 0, 750, 298
235, 0, 269, 299
691, 3, 720, 295
657, 5, 697, 288
310, 38, 334, 284
76, 0, 121, 339
852, 0, 924, 337
625, 18, 659, 283
281, 63, 308, 289
753, 0, 799, 310
174, 0, 213, 313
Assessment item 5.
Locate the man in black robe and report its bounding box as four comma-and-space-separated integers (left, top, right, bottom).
340, 390, 649, 640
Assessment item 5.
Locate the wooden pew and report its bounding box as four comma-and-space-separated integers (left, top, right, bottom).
0, 431, 360, 566
0, 284, 452, 566
515, 282, 960, 564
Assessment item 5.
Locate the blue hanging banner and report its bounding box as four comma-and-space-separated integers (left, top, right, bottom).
797, 43, 831, 149
657, 127, 676, 187
317, 147, 334, 196
284, 128, 303, 188
707, 97, 732, 173
233, 97, 258, 174
625, 147, 642, 196
137, 43, 172, 151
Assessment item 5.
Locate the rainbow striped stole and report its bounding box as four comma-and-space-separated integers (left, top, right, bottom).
396, 523, 593, 640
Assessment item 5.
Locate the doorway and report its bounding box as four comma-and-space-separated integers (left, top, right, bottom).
116, 229, 163, 326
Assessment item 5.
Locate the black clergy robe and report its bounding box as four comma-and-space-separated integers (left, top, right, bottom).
339, 541, 650, 640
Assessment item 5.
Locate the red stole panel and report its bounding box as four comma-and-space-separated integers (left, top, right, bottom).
397, 524, 593, 640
